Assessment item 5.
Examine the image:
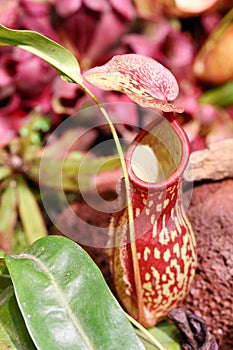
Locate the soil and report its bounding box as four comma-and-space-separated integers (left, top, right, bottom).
180, 179, 233, 350
55, 178, 233, 350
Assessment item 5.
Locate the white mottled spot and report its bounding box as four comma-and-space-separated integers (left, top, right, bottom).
181, 234, 189, 258
156, 203, 162, 212
162, 214, 166, 228
144, 247, 151, 261
154, 247, 161, 259
144, 295, 153, 303
171, 208, 175, 221
137, 252, 141, 260
170, 230, 178, 242
145, 272, 151, 281
146, 208, 150, 216
158, 192, 163, 200
143, 282, 153, 292
173, 242, 180, 258
149, 200, 154, 208
152, 221, 157, 238
159, 228, 170, 244
135, 207, 141, 217
163, 198, 169, 209
151, 266, 160, 284
164, 266, 175, 296
170, 258, 179, 269
162, 274, 167, 282
151, 214, 155, 225
163, 248, 171, 262
169, 185, 176, 194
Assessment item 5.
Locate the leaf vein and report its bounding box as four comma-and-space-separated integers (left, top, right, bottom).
19, 253, 95, 350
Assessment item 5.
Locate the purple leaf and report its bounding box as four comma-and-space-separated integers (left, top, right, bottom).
83, 0, 110, 12
0, 0, 19, 27
55, 0, 82, 17
83, 10, 127, 66
110, 0, 136, 19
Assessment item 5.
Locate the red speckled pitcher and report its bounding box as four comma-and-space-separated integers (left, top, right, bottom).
109, 112, 197, 328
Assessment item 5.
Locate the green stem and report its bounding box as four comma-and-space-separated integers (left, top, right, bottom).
78, 81, 144, 322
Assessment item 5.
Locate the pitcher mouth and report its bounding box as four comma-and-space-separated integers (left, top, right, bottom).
126, 112, 190, 191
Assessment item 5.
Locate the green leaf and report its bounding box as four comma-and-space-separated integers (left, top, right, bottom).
138, 321, 181, 350
0, 166, 12, 182
0, 322, 16, 350
0, 182, 18, 252
33, 117, 51, 132
17, 176, 47, 244
31, 155, 120, 192
5, 236, 145, 350
0, 286, 36, 350
0, 259, 12, 294
199, 79, 233, 107
0, 25, 83, 84
10, 226, 30, 255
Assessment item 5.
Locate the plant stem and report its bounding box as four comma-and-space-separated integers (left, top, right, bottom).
78, 81, 144, 322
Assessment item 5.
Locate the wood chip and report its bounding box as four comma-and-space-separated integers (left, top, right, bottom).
184, 138, 233, 182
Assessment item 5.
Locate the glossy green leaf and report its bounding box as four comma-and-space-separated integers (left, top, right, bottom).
0, 286, 36, 350
0, 183, 18, 252
5, 236, 145, 350
17, 176, 47, 244
0, 25, 82, 84
138, 321, 181, 350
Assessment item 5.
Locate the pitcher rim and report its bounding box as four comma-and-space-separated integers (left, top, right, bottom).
126, 113, 190, 191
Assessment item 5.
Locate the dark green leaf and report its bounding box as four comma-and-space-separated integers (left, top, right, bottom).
0, 286, 36, 350
5, 236, 145, 350
0, 25, 82, 84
